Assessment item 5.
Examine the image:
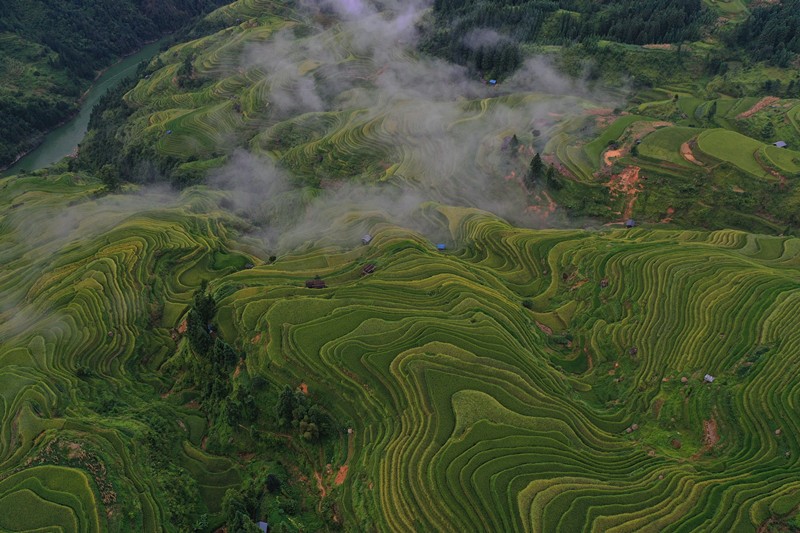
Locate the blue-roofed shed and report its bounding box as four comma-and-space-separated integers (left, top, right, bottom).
489, 79, 497, 85
625, 219, 635, 228
436, 243, 446, 251
258, 522, 269, 533
774, 141, 787, 148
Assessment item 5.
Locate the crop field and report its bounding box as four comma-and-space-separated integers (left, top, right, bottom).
216, 205, 800, 531
637, 126, 697, 168
0, 173, 246, 531
2, 164, 800, 531
4, 0, 800, 530
697, 129, 782, 179
90, 1, 800, 233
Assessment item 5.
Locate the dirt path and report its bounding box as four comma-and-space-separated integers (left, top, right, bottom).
606, 166, 643, 219
314, 471, 326, 499
570, 279, 589, 291
691, 418, 719, 459
680, 141, 704, 166
703, 419, 719, 448
335, 429, 356, 486
737, 96, 780, 119
753, 149, 788, 187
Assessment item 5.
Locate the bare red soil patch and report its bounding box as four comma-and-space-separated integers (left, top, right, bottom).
334, 465, 349, 486
606, 166, 643, 219
737, 96, 780, 119
691, 418, 720, 459
536, 322, 553, 335
604, 149, 623, 166
680, 141, 704, 166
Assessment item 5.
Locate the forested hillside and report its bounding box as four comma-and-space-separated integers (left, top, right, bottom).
734, 0, 800, 66
0, 0, 227, 168
425, 0, 715, 78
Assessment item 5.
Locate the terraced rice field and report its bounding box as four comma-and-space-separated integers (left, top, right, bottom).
638, 126, 697, 168
3, 162, 800, 531
696, 129, 798, 179
210, 205, 800, 531
0, 173, 245, 531
6, 0, 800, 529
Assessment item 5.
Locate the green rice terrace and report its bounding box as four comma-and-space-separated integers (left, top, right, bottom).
2, 0, 800, 531
77, 0, 800, 234
2, 169, 800, 531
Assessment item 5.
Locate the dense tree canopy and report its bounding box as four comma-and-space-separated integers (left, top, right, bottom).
734, 0, 800, 66
425, 0, 713, 77
0, 0, 227, 168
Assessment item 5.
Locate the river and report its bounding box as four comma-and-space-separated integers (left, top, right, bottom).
3, 39, 166, 176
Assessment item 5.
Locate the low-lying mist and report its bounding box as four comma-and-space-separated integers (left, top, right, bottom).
212, 0, 620, 250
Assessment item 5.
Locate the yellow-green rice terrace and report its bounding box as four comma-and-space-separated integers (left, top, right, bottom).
2, 0, 800, 531
1, 171, 800, 530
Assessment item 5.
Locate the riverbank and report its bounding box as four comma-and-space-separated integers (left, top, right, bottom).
2, 38, 168, 177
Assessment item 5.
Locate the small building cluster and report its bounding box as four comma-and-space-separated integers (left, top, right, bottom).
305, 279, 326, 289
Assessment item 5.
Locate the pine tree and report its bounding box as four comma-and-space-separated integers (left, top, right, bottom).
525, 153, 544, 188
546, 165, 562, 190
275, 386, 296, 428
705, 101, 717, 122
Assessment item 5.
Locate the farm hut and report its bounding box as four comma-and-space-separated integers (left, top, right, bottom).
489, 79, 497, 85
362, 234, 373, 245
361, 263, 376, 276
774, 141, 788, 148
436, 243, 447, 251
625, 219, 636, 228
600, 278, 609, 288
258, 522, 269, 533
166, 130, 173, 135
305, 279, 327, 289
704, 374, 715, 383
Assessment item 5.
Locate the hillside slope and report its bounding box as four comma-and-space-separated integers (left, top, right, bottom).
0, 0, 228, 167
1, 169, 800, 530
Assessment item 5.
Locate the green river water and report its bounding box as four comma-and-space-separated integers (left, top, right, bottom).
3, 39, 166, 176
